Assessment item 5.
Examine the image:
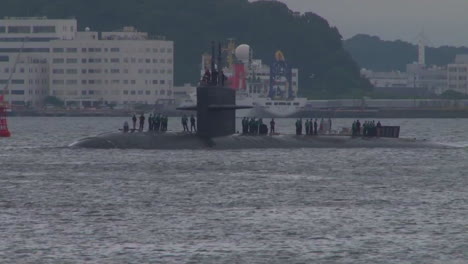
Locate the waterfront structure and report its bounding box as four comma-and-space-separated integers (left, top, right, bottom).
0, 17, 174, 108
362, 64, 447, 95
447, 55, 468, 95
407, 64, 447, 94
361, 69, 408, 88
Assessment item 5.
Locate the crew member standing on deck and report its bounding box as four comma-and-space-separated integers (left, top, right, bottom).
270, 118, 275, 134
139, 113, 145, 131
305, 119, 310, 135
181, 115, 189, 132
356, 120, 361, 136
313, 119, 318, 135
190, 114, 197, 132
132, 114, 137, 130
148, 114, 153, 131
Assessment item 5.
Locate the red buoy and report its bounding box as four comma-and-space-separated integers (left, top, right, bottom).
0, 95, 11, 137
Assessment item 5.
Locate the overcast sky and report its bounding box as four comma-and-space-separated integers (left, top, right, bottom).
275, 0, 468, 47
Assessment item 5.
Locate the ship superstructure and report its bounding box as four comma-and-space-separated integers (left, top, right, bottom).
198, 41, 306, 117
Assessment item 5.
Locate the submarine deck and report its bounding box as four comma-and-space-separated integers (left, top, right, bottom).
70, 132, 447, 150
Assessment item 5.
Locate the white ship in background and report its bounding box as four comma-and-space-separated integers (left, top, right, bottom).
185, 41, 308, 118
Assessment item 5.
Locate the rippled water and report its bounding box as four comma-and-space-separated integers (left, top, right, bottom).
1, 117, 467, 263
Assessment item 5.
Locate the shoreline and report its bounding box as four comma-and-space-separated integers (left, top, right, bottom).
8, 109, 468, 118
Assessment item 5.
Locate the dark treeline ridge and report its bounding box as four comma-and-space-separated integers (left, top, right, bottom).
344, 34, 468, 72
1, 0, 372, 99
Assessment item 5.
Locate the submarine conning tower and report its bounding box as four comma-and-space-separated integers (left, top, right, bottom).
178, 41, 251, 138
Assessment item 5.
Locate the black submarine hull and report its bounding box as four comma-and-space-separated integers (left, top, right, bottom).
70, 132, 447, 150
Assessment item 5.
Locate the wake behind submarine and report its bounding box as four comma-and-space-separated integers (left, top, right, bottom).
70, 43, 446, 150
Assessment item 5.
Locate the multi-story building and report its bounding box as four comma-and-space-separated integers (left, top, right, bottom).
407, 64, 447, 95
447, 55, 468, 95
0, 17, 174, 108
0, 17, 76, 107
49, 27, 174, 107
361, 69, 408, 88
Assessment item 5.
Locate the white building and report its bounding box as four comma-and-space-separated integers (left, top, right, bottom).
361, 69, 408, 88
0, 17, 76, 107
0, 17, 174, 108
447, 55, 468, 94
406, 64, 447, 95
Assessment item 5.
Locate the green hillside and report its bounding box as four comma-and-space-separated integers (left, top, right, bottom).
344, 34, 468, 72
1, 0, 372, 99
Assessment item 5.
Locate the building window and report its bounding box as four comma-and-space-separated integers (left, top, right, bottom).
152, 80, 158, 84
53, 48, 64, 53
146, 59, 151, 63
66, 48, 77, 53
160, 80, 165, 84
131, 80, 136, 84
0, 26, 5, 33
123, 80, 129, 84
82, 48, 87, 52
130, 90, 136, 95
52, 80, 65, 85
111, 69, 120, 73
145, 90, 150, 95
66, 69, 78, 74
123, 90, 129, 95
53, 58, 65, 64
66, 58, 78, 63
160, 48, 166, 53
110, 58, 120, 63
89, 90, 94, 95
123, 69, 129, 74
66, 80, 78, 85
8, 26, 30, 33
138, 90, 143, 95
89, 80, 95, 84
111, 80, 120, 84
81, 90, 87, 95
82, 80, 87, 84
0, 56, 8, 62
32, 26, 55, 33
124, 58, 129, 63
52, 69, 65, 74
110, 48, 120, 52
11, 90, 25, 95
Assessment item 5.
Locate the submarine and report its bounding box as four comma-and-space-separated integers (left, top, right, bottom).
70, 43, 447, 150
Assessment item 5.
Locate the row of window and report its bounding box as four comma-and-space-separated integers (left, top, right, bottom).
51, 68, 172, 74
448, 67, 468, 72
0, 89, 48, 95
51, 90, 172, 96
3, 67, 48, 73
0, 25, 62, 34
51, 79, 171, 85
52, 47, 172, 53
51, 57, 173, 64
